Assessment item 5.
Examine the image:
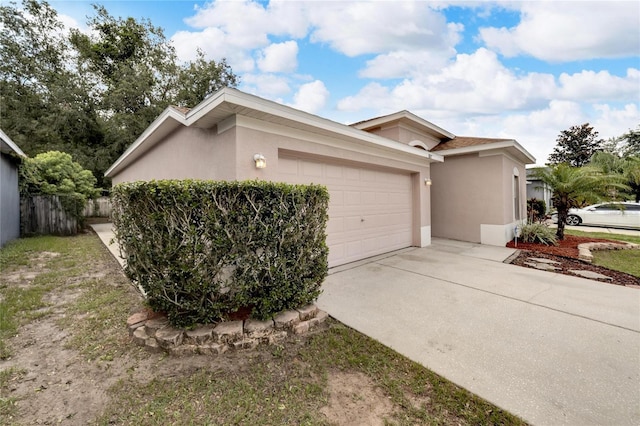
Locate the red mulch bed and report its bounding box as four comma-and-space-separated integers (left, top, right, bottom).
506, 235, 640, 287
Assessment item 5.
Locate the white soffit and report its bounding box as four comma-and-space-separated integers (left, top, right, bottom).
351, 110, 456, 140
438, 140, 536, 164
106, 88, 444, 177
0, 128, 26, 157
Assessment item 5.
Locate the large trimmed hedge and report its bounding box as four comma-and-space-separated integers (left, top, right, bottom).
111, 180, 329, 327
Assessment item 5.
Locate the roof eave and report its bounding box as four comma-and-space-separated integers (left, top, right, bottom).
435, 140, 536, 164
212, 91, 446, 162
104, 108, 187, 177
351, 110, 456, 140
106, 88, 443, 177
0, 129, 26, 157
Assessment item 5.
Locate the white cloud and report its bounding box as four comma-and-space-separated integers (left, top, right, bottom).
187, 0, 308, 37
558, 69, 640, 103
447, 101, 640, 166
172, 1, 464, 79
340, 46, 640, 119
307, 1, 460, 57
240, 73, 292, 97
592, 103, 640, 141
171, 0, 309, 70
172, 27, 256, 72
359, 48, 454, 79
288, 80, 330, 114
480, 2, 640, 61
340, 48, 558, 115
257, 41, 298, 73
58, 13, 86, 34
337, 82, 393, 112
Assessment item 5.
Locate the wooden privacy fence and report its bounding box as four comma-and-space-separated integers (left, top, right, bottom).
21, 195, 112, 236
83, 196, 112, 217
21, 195, 79, 236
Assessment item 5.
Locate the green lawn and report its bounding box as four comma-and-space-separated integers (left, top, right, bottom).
566, 229, 640, 278
1, 233, 528, 425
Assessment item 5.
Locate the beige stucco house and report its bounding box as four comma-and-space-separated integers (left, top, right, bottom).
105, 88, 535, 267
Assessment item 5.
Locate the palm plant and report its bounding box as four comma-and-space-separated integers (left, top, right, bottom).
623, 157, 640, 202
590, 152, 640, 202
533, 164, 627, 240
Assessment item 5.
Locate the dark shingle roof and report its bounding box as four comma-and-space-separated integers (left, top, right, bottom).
431, 136, 513, 151
170, 105, 191, 115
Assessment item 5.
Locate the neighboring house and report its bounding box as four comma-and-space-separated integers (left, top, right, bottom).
526, 167, 553, 212
105, 88, 535, 267
0, 129, 26, 248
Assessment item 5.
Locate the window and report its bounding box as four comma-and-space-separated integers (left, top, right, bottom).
594, 204, 615, 211
514, 175, 520, 220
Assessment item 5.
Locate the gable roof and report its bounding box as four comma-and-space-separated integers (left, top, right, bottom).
431, 136, 535, 164
0, 129, 26, 157
351, 110, 455, 140
105, 88, 444, 177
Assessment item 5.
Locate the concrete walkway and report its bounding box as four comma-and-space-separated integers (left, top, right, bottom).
317, 238, 640, 426
90, 223, 125, 267
91, 225, 639, 425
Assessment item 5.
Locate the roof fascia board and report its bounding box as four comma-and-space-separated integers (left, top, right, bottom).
512, 140, 536, 163
107, 87, 452, 177
183, 88, 230, 125
351, 110, 455, 139
478, 149, 526, 166
204, 89, 444, 162
105, 108, 186, 177
235, 114, 444, 166
0, 129, 26, 156
436, 140, 535, 164
214, 90, 419, 151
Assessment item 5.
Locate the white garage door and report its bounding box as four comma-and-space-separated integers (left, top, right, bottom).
278, 154, 413, 267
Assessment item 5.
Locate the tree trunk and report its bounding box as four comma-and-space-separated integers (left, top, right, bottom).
556, 201, 568, 240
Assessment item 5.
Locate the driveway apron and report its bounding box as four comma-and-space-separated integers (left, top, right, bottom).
317, 239, 640, 426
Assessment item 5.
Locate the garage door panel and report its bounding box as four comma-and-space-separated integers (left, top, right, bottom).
326, 217, 344, 234
361, 169, 377, 182
278, 154, 413, 266
345, 191, 361, 205
302, 161, 323, 177
278, 156, 298, 175
344, 168, 360, 180
361, 191, 377, 205
328, 190, 343, 206
326, 164, 343, 179
328, 244, 345, 265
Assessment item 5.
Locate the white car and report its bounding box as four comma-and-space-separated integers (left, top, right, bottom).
552, 202, 640, 229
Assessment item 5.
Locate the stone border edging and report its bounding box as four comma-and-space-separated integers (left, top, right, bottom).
578, 242, 640, 263
126, 304, 329, 355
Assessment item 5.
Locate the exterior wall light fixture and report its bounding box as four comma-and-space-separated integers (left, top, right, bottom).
425, 178, 432, 186
254, 154, 266, 169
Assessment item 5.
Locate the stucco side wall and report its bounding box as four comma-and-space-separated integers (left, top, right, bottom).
1, 153, 21, 247
500, 155, 527, 224
431, 154, 504, 243
232, 121, 432, 247
110, 126, 237, 184
367, 127, 400, 143
366, 124, 440, 150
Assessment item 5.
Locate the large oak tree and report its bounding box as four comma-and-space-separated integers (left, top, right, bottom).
548, 123, 604, 167
1, 0, 238, 188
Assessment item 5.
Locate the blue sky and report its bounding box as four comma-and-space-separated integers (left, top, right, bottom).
51, 0, 640, 165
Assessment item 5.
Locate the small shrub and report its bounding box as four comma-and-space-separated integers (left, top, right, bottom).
111, 180, 329, 327
518, 222, 558, 246
527, 198, 547, 222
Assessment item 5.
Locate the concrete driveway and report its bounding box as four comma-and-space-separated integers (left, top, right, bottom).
317, 238, 640, 426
